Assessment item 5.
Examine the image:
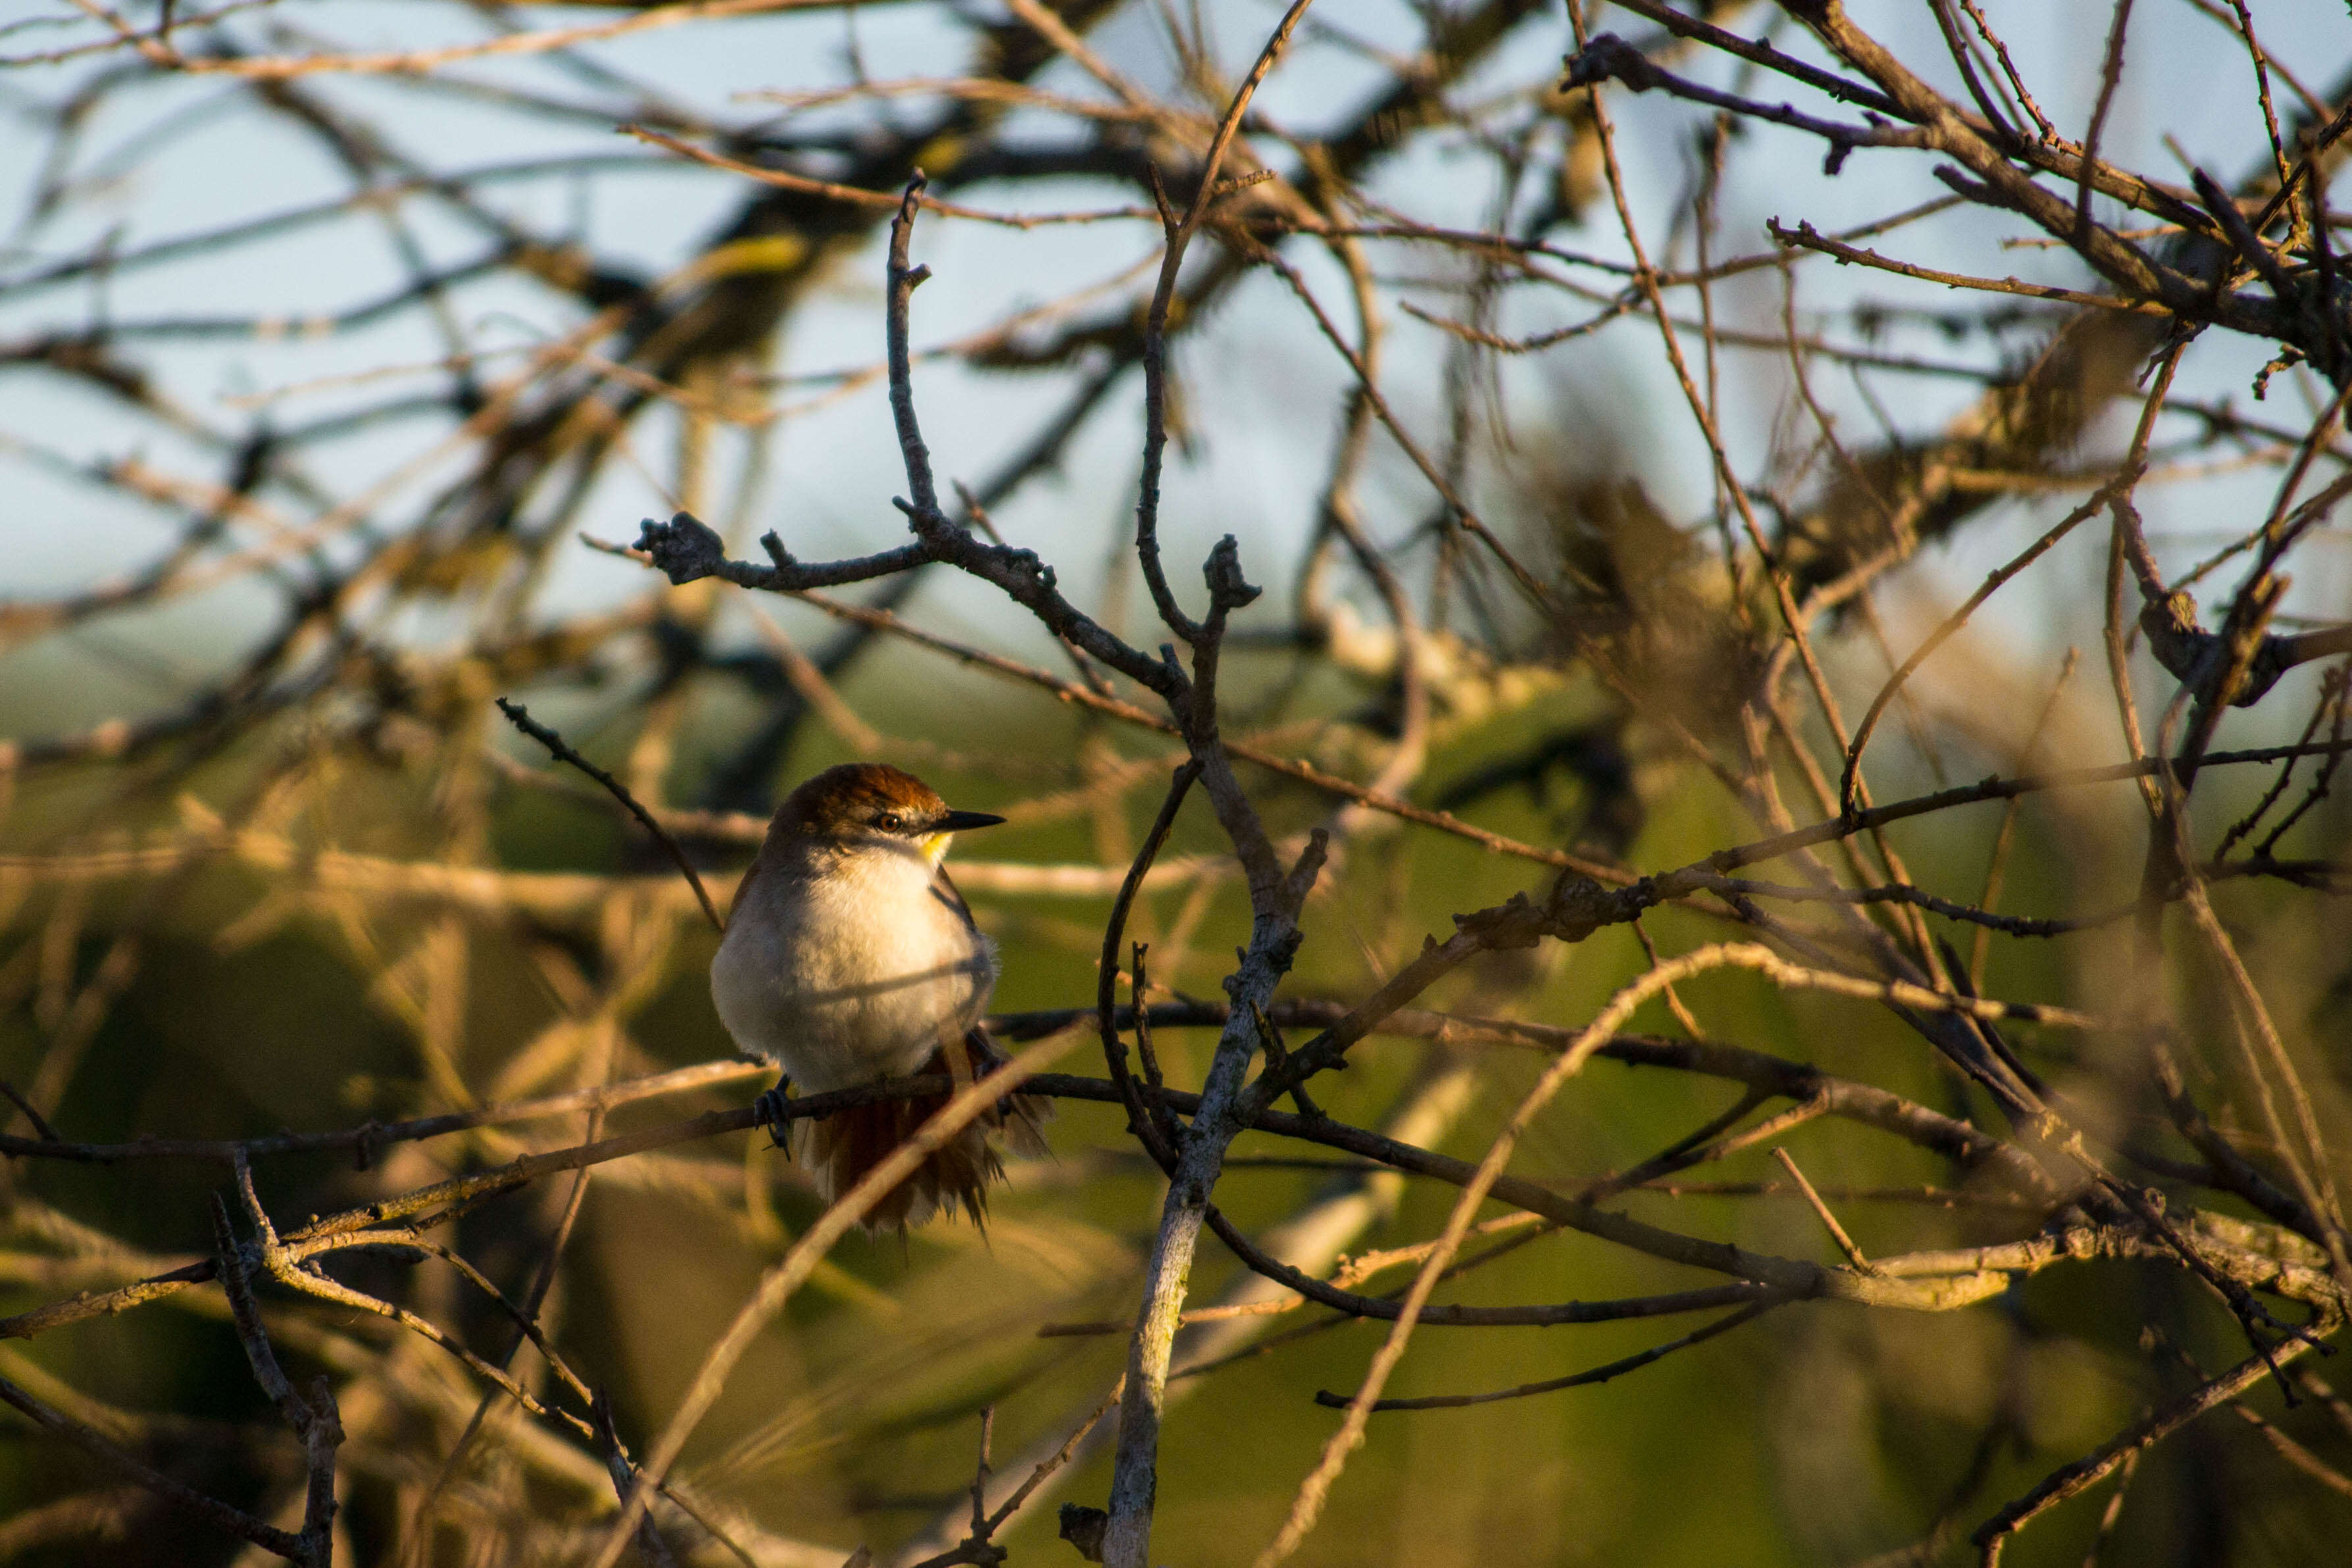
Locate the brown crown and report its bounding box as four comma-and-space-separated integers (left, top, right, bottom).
771, 763, 948, 841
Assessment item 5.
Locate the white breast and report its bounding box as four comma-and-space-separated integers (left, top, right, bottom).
710, 844, 997, 1093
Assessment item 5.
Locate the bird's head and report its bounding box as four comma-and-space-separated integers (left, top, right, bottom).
768, 763, 1004, 868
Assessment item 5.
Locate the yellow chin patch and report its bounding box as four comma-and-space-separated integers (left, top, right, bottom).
921, 832, 952, 866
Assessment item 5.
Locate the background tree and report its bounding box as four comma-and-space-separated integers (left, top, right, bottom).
1, 1, 2349, 1565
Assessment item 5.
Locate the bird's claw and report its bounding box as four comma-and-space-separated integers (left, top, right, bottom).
753, 1080, 794, 1149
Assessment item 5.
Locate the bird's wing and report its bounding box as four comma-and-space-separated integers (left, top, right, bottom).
725, 853, 763, 929
930, 862, 979, 932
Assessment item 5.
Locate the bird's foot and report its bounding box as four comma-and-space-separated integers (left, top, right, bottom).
753, 1079, 794, 1150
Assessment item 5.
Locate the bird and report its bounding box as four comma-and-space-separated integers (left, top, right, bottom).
711, 762, 1044, 1228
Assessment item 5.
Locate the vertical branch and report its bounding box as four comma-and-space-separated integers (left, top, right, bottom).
1100, 831, 1325, 1568
591, 1388, 682, 1568
212, 1176, 342, 1568
2076, 0, 2139, 236
1098, 763, 1203, 1166
886, 174, 944, 522
1099, 16, 1333, 1555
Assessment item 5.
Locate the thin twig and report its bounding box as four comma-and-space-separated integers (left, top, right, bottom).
1316, 1301, 1775, 1411
493, 697, 722, 932
1772, 1148, 1879, 1274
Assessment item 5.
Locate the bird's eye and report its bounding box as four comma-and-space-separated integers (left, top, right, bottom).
873, 811, 904, 832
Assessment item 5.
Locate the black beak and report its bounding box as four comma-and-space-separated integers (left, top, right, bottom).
937, 809, 1006, 833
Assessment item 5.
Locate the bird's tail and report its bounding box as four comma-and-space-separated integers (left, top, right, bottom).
795, 1027, 1048, 1230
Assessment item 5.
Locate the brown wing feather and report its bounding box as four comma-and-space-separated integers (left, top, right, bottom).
930, 862, 978, 931
725, 853, 761, 929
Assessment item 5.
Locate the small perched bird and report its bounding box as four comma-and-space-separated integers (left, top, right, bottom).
712, 763, 1043, 1228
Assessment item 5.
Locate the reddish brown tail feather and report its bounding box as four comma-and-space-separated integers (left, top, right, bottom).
794, 1030, 1047, 1230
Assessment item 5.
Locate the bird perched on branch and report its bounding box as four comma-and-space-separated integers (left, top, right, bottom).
712, 763, 1044, 1228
